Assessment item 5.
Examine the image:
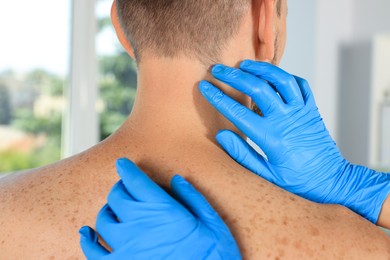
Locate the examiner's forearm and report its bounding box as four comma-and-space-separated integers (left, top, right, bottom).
378, 195, 390, 229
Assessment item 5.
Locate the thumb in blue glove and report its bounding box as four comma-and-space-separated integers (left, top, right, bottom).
79, 158, 241, 260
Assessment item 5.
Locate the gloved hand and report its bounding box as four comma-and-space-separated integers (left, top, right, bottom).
199, 60, 390, 224
79, 158, 241, 260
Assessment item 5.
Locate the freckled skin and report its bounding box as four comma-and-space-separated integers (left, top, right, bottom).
1, 135, 390, 259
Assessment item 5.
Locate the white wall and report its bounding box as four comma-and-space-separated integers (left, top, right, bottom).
370, 35, 390, 167
282, 0, 390, 166
281, 0, 354, 140
281, 0, 317, 86
353, 0, 390, 39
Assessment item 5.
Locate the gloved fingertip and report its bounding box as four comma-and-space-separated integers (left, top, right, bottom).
216, 130, 234, 147
79, 226, 97, 242
211, 64, 227, 74
239, 59, 254, 68
240, 60, 270, 69
171, 174, 186, 182
115, 158, 138, 178
78, 226, 88, 237
198, 80, 212, 93
171, 174, 192, 189
216, 129, 233, 138
116, 157, 130, 169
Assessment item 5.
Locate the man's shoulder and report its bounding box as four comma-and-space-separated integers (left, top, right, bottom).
0, 157, 117, 259
0, 154, 118, 218
0, 159, 77, 205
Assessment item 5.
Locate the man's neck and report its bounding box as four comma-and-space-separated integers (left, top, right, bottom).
115, 57, 250, 145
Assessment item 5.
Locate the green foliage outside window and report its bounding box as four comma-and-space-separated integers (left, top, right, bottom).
0, 12, 137, 174
0, 140, 62, 173
99, 51, 137, 140
97, 9, 137, 140
0, 84, 12, 125
0, 69, 64, 174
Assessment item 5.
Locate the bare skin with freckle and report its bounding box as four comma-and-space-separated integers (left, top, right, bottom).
1, 125, 390, 259
1, 0, 390, 259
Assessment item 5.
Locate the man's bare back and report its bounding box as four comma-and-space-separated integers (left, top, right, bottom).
1, 127, 390, 259
2, 0, 390, 258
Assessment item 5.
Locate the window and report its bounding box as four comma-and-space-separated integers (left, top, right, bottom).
0, 1, 71, 174
0, 0, 138, 175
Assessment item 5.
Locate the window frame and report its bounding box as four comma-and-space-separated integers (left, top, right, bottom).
63, 0, 99, 157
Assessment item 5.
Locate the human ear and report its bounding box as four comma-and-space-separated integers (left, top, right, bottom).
255, 0, 277, 62
111, 1, 135, 59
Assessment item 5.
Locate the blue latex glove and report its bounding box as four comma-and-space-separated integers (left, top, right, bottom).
198, 60, 390, 224
79, 158, 241, 260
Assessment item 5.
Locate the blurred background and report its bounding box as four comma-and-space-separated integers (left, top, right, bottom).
0, 0, 389, 175
281, 0, 390, 173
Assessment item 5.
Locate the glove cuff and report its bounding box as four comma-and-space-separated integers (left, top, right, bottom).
341, 164, 390, 224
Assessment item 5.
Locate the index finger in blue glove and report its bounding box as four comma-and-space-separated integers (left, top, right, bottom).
116, 158, 173, 203
107, 180, 138, 222
293, 75, 316, 107
198, 81, 266, 143
95, 204, 129, 251
79, 226, 110, 259
240, 60, 304, 106
211, 64, 285, 116
170, 175, 224, 229
170, 175, 240, 257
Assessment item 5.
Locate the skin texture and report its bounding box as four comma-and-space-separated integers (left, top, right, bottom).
1, 0, 390, 259
379, 196, 390, 228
